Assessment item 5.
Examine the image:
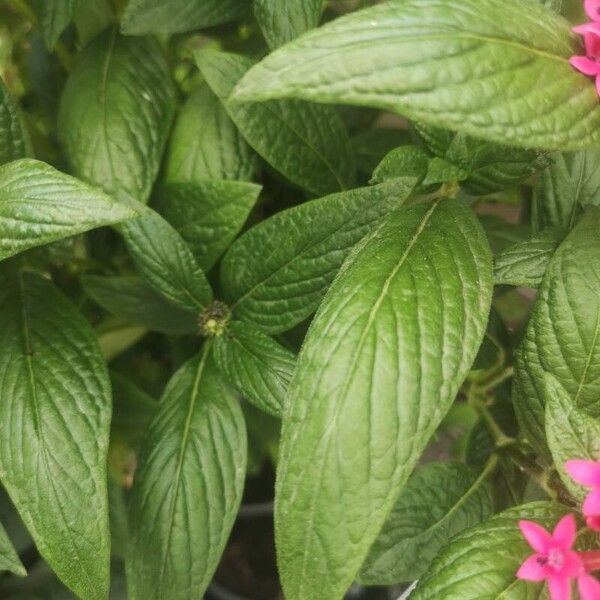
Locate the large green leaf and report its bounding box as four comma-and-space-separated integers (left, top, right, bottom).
254, 0, 322, 49
0, 272, 111, 600
0, 159, 136, 261
30, 0, 75, 48
221, 178, 416, 333
514, 208, 600, 451
120, 0, 250, 35
359, 462, 494, 585
155, 180, 261, 271
411, 502, 569, 599
0, 522, 25, 577
196, 50, 356, 197
275, 198, 493, 600
213, 320, 296, 416
59, 30, 176, 204
532, 151, 600, 231
233, 0, 600, 151
164, 83, 257, 185
127, 348, 247, 600
0, 79, 31, 165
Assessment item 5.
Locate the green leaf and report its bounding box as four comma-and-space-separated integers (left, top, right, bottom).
127, 347, 247, 600
118, 207, 212, 312
359, 461, 494, 585
479, 215, 530, 254
83, 275, 198, 334
411, 502, 570, 599
120, 0, 250, 35
0, 271, 111, 600
233, 0, 600, 151
493, 227, 565, 288
514, 207, 600, 452
30, 0, 75, 48
59, 29, 176, 204
0, 158, 136, 261
532, 151, 600, 231
254, 0, 322, 49
0, 79, 32, 165
195, 50, 356, 197
0, 522, 25, 577
371, 145, 430, 185
73, 0, 115, 46
164, 83, 257, 185
275, 198, 493, 600
155, 180, 262, 271
545, 373, 600, 502
351, 128, 413, 177
221, 178, 417, 333
213, 320, 295, 416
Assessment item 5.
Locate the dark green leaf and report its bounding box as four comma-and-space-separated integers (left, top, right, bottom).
0, 272, 111, 599
0, 79, 32, 165
371, 145, 430, 185
73, 0, 115, 46
479, 215, 531, 254
351, 128, 413, 177
196, 50, 356, 196
30, 0, 75, 48
233, 0, 600, 151
0, 522, 25, 577
221, 178, 417, 333
275, 199, 493, 599
127, 348, 247, 600
213, 320, 295, 416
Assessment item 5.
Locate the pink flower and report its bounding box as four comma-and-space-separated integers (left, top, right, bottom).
565, 460, 600, 532
578, 572, 600, 600
517, 515, 582, 600
570, 22, 600, 95
586, 0, 600, 21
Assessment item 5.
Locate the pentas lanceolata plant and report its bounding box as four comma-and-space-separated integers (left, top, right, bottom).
571, 0, 600, 91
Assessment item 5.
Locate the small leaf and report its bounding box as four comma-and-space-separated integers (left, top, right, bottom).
479, 215, 530, 254
275, 199, 492, 600
221, 178, 417, 333
155, 180, 262, 271
118, 207, 212, 312
127, 348, 247, 600
514, 207, 600, 451
73, 0, 115, 46
233, 0, 600, 151
59, 29, 176, 203
213, 320, 296, 416
83, 275, 198, 334
0, 79, 32, 165
0, 272, 111, 600
30, 0, 75, 48
254, 0, 322, 49
121, 0, 250, 35
359, 462, 494, 585
0, 522, 25, 577
164, 83, 257, 184
411, 502, 571, 599
0, 158, 136, 261
351, 128, 413, 177
196, 50, 356, 197
545, 374, 600, 502
371, 145, 430, 185
493, 227, 565, 288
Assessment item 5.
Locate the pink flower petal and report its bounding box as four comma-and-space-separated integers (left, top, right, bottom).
553, 515, 577, 549
573, 22, 600, 36
570, 56, 600, 77
578, 572, 600, 600
585, 0, 600, 21
565, 460, 600, 487
517, 554, 548, 582
520, 520, 554, 553
587, 515, 600, 532
561, 550, 584, 578
548, 574, 572, 600
583, 489, 600, 517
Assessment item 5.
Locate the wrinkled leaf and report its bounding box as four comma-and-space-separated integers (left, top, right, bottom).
371, 145, 430, 185
254, 0, 322, 48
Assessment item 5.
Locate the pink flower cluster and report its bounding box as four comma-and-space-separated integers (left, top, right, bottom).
571, 0, 600, 94
517, 460, 600, 600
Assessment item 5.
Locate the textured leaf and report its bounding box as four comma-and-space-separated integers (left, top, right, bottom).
0, 272, 111, 600
359, 462, 494, 585
155, 180, 261, 271
196, 50, 355, 197
0, 158, 136, 261
213, 320, 296, 416
411, 502, 569, 599
233, 0, 600, 151
371, 145, 430, 185
514, 208, 600, 452
30, 0, 75, 48
0, 522, 25, 577
118, 207, 212, 312
545, 374, 600, 503
59, 30, 176, 204
275, 198, 493, 600
164, 83, 257, 184
532, 151, 600, 231
0, 79, 32, 165
127, 348, 247, 600
121, 0, 250, 35
493, 227, 565, 288
221, 178, 417, 333
254, 0, 322, 49
83, 275, 198, 335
